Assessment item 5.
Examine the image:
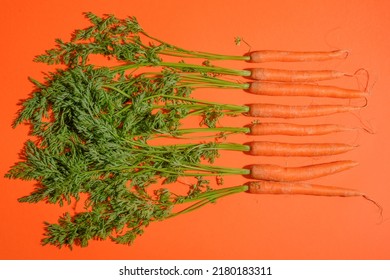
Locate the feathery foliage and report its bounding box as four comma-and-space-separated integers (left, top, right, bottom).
6, 13, 252, 248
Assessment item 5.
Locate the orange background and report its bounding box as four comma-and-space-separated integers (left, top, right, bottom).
1, 0, 390, 260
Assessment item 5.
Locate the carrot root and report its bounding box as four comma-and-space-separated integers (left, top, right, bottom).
246, 181, 383, 218
247, 68, 346, 82
247, 82, 368, 99
246, 180, 363, 197
249, 122, 354, 136
249, 160, 358, 182
247, 49, 349, 63
247, 103, 362, 118
246, 141, 356, 157
362, 195, 384, 220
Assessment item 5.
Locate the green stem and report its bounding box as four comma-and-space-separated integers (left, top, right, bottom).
148, 94, 249, 113
136, 153, 250, 176
169, 185, 249, 218
141, 164, 250, 177
160, 49, 250, 61
170, 127, 250, 136
161, 62, 251, 76
177, 73, 250, 89
141, 31, 251, 61
182, 184, 249, 203
102, 85, 131, 98
214, 142, 251, 152
149, 142, 250, 155
180, 163, 250, 176
114, 61, 251, 77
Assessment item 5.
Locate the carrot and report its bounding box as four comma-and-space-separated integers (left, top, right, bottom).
249, 160, 358, 182
246, 180, 363, 197
247, 103, 362, 118
247, 82, 367, 98
247, 68, 346, 82
246, 180, 383, 215
249, 122, 354, 136
248, 49, 348, 63
246, 141, 356, 157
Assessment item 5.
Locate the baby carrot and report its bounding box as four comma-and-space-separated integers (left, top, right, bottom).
246, 181, 383, 214
247, 49, 348, 63
247, 82, 367, 98
249, 122, 354, 136
247, 68, 346, 82
246, 180, 363, 197
247, 103, 362, 118
246, 141, 356, 157
249, 160, 358, 182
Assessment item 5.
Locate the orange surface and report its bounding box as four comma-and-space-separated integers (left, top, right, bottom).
1, 0, 390, 260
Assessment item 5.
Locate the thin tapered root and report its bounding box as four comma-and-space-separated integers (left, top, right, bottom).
362, 195, 384, 220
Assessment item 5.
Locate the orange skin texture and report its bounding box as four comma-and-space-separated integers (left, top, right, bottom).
249, 123, 353, 136
248, 82, 367, 98
248, 49, 348, 63
248, 68, 346, 82
249, 160, 358, 182
246, 141, 356, 157
246, 180, 363, 197
247, 103, 362, 118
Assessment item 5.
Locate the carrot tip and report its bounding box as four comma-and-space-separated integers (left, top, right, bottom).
339, 49, 349, 59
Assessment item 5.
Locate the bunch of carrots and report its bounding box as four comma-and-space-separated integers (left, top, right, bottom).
6, 13, 380, 248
